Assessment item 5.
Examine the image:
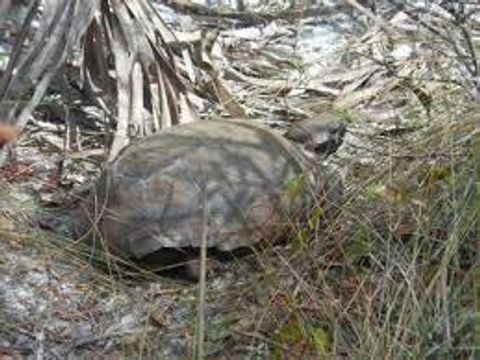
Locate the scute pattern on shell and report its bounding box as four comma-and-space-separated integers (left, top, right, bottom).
85, 119, 319, 260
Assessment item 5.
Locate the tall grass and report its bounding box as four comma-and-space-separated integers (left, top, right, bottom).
251, 110, 479, 359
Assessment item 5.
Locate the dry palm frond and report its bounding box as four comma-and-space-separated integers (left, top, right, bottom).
323, 2, 480, 124
0, 0, 200, 159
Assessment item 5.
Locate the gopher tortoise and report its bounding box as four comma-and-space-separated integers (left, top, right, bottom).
81, 118, 345, 274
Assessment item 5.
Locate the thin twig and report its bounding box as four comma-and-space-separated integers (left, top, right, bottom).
194, 183, 208, 360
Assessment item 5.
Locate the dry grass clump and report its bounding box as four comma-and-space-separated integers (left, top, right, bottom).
245, 104, 479, 359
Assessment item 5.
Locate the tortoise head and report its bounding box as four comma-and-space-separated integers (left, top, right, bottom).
284, 117, 347, 157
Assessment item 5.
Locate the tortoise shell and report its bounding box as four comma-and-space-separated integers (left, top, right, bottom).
84, 119, 335, 263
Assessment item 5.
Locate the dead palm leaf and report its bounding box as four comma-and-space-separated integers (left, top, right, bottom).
0, 0, 199, 159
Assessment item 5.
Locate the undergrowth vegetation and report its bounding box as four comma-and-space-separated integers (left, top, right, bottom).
0, 1, 479, 359
251, 107, 479, 359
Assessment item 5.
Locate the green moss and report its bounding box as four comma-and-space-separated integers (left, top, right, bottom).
270, 316, 331, 359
